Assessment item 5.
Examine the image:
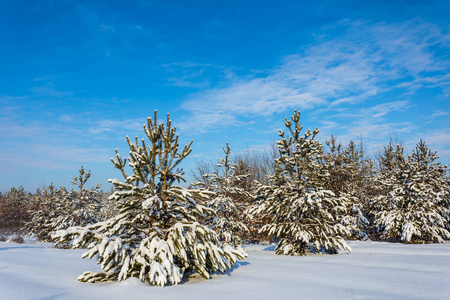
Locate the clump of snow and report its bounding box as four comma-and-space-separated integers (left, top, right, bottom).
1, 241, 449, 299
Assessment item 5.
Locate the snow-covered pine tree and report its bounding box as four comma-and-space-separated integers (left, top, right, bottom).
323, 137, 370, 240
252, 110, 351, 255
53, 111, 246, 286
373, 140, 450, 243
192, 143, 250, 247
26, 167, 101, 242
444, 171, 450, 231
0, 186, 31, 242
191, 145, 277, 244
49, 166, 101, 232
445, 177, 450, 231
97, 189, 118, 221
25, 183, 61, 241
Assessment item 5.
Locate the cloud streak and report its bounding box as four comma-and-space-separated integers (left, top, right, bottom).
178, 19, 450, 133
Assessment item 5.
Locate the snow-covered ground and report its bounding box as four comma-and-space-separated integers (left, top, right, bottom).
1, 241, 449, 300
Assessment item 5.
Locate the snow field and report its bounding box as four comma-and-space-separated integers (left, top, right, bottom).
1, 241, 449, 300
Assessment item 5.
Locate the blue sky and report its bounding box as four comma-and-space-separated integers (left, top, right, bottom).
1, 0, 449, 192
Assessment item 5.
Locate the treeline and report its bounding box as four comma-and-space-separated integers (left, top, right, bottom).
190, 120, 450, 248
1, 109, 449, 249
0, 167, 115, 242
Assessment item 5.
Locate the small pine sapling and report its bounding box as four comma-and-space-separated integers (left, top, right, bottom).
49, 166, 101, 233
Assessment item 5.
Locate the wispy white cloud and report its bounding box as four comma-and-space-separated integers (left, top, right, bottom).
425, 109, 450, 124
0, 113, 134, 190
33, 75, 57, 82
0, 96, 29, 117
360, 101, 411, 118
99, 24, 115, 32
429, 110, 450, 119
399, 130, 450, 163
423, 131, 450, 146
29, 85, 74, 97
179, 19, 450, 133
316, 100, 418, 152
88, 118, 144, 136
0, 144, 110, 169
316, 100, 449, 162
180, 78, 326, 133
161, 61, 237, 89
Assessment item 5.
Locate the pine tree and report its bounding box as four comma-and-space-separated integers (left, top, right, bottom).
98, 189, 118, 221
252, 110, 350, 255
193, 143, 250, 247
444, 170, 450, 230
53, 111, 246, 286
323, 137, 370, 240
191, 144, 277, 244
49, 166, 101, 232
373, 140, 450, 243
25, 183, 61, 241
0, 186, 31, 242
26, 168, 101, 242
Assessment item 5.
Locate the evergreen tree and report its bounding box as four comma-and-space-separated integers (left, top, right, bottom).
49, 166, 101, 231
53, 111, 246, 286
373, 140, 450, 243
26, 168, 101, 242
0, 186, 31, 241
323, 137, 371, 240
25, 183, 61, 241
252, 110, 350, 255
97, 189, 118, 221
193, 143, 250, 247
444, 170, 450, 230
191, 144, 277, 244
